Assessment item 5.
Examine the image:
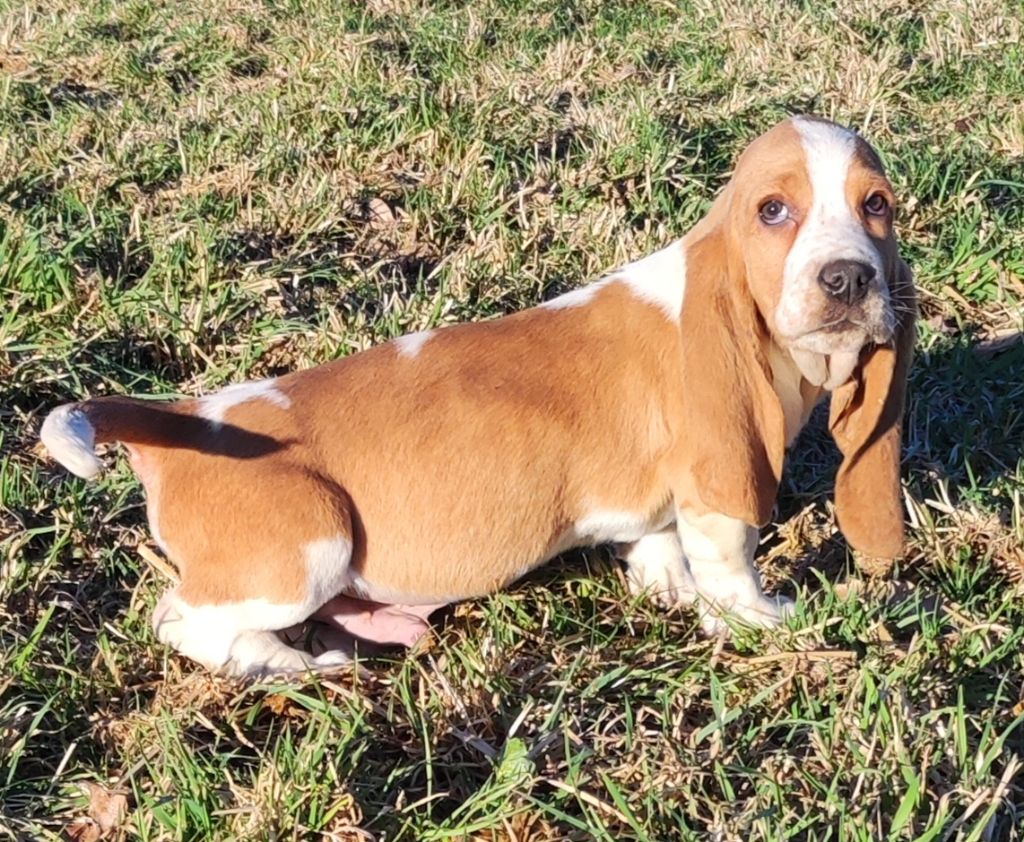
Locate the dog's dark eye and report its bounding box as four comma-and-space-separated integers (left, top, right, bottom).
864, 192, 889, 216
759, 199, 789, 225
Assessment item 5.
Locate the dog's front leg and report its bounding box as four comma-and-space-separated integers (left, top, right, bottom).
675, 508, 793, 635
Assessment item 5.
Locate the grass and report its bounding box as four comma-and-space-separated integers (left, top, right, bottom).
1, 0, 1023, 838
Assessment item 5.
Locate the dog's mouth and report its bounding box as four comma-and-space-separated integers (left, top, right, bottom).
778, 302, 897, 388
774, 278, 896, 354
792, 303, 895, 348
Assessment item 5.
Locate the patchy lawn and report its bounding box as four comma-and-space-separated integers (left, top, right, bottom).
2, 0, 1023, 838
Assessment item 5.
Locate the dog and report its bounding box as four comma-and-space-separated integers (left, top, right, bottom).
40, 116, 916, 678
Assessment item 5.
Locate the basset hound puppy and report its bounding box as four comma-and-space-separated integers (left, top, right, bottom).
41, 116, 916, 678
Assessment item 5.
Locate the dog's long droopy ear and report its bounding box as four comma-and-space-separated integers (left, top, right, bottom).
676, 222, 786, 527
829, 258, 916, 560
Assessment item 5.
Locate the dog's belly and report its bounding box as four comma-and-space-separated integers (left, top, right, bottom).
343, 501, 675, 607
556, 505, 675, 550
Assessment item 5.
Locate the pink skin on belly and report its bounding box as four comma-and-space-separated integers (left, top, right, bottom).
312, 596, 445, 647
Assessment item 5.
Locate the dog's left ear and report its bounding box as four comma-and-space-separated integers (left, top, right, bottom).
829, 257, 917, 560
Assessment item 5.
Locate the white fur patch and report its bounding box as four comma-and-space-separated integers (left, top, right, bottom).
621, 529, 697, 606
617, 239, 687, 319
345, 571, 463, 606
776, 119, 882, 342
573, 509, 666, 545
153, 591, 345, 676
540, 240, 687, 319
156, 592, 316, 663
789, 347, 829, 387
40, 405, 103, 478
676, 509, 762, 613
302, 535, 354, 608
539, 280, 609, 311
824, 349, 862, 390
153, 535, 353, 676
768, 343, 817, 445
393, 329, 433, 358
676, 508, 790, 632
550, 505, 675, 557
197, 379, 291, 425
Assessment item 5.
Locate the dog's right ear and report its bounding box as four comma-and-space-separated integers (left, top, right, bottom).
675, 220, 786, 528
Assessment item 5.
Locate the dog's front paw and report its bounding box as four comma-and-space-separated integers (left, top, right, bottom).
152, 589, 185, 645
699, 594, 794, 636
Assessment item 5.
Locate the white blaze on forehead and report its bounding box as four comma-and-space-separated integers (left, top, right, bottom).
198, 379, 291, 425
788, 119, 880, 267
793, 118, 857, 194
775, 118, 883, 340
393, 329, 433, 358
540, 239, 687, 320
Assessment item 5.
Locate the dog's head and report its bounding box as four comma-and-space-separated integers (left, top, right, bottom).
719, 116, 909, 385
681, 116, 915, 558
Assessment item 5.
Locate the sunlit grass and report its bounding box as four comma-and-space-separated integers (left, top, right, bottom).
2, 0, 1023, 838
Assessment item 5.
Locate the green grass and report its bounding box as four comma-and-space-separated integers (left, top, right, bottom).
2, 0, 1024, 838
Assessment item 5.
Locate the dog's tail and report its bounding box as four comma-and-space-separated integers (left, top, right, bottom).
41, 395, 284, 478
40, 396, 184, 478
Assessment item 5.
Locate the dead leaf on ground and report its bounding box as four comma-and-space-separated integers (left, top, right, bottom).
265, 693, 305, 718
66, 819, 102, 842
366, 197, 397, 225
65, 782, 129, 840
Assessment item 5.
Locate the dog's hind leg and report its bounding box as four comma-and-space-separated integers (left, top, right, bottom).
619, 527, 698, 607
153, 579, 353, 679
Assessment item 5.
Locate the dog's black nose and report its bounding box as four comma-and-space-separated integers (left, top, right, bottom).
817, 260, 875, 304
811, 264, 876, 307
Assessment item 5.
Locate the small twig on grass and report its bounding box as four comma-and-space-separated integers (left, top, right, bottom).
723, 649, 859, 667
542, 777, 634, 827
137, 543, 180, 584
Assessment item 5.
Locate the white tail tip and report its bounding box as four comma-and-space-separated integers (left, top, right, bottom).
40, 404, 103, 479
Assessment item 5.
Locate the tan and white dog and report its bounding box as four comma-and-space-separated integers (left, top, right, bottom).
41, 116, 915, 678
